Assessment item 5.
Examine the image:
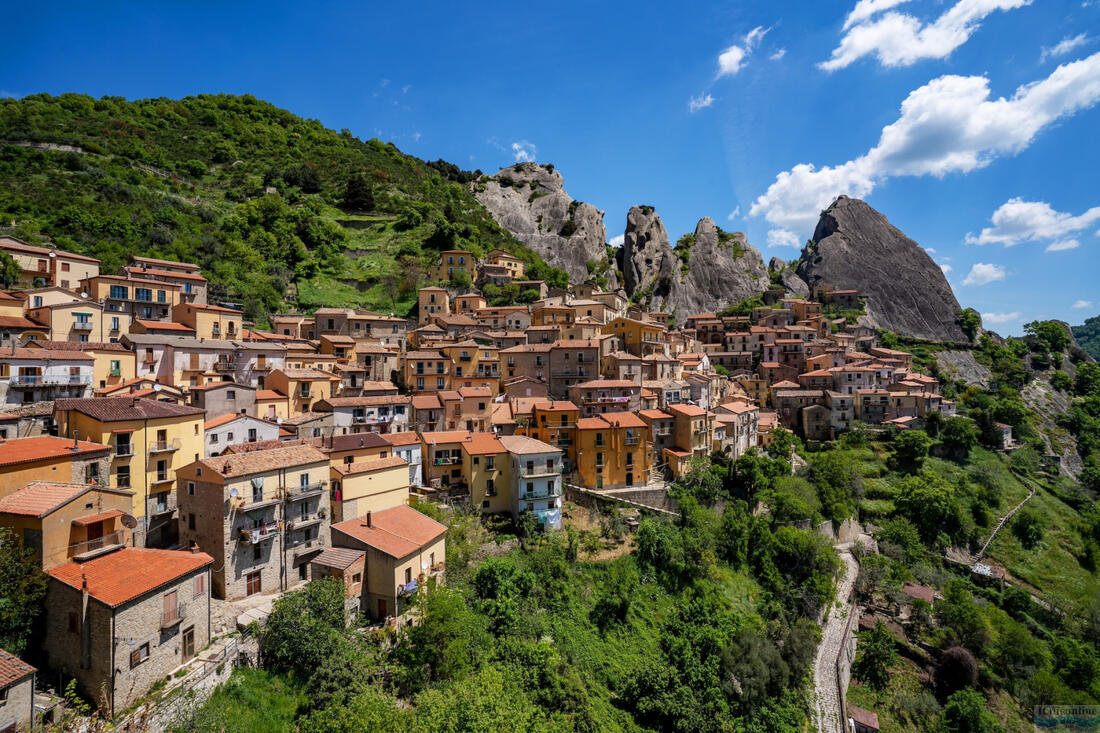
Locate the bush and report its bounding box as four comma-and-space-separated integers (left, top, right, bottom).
1011, 507, 1044, 549
852, 621, 898, 690
260, 578, 347, 675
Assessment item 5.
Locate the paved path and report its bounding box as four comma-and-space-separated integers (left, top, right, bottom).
812, 548, 859, 733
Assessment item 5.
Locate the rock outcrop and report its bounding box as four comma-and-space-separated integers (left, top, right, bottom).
472, 163, 616, 287
619, 207, 770, 320
797, 196, 968, 343
769, 257, 809, 298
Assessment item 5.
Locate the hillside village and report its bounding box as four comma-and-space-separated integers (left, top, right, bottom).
0, 229, 981, 730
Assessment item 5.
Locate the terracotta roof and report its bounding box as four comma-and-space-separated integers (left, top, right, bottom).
458, 387, 491, 398
639, 409, 673, 420
847, 703, 880, 731
134, 319, 194, 331
0, 347, 92, 361
0, 481, 131, 518
317, 395, 411, 408
0, 315, 44, 329
667, 404, 706, 417
332, 505, 446, 559
195, 444, 328, 477
256, 389, 285, 400
49, 547, 212, 607
462, 433, 506, 455
0, 239, 100, 263
576, 417, 607, 430
309, 547, 365, 570
283, 411, 326, 425
204, 413, 270, 430
411, 395, 442, 410
130, 255, 201, 271
570, 379, 638, 389
0, 436, 109, 468
55, 397, 203, 422
498, 435, 558, 455
0, 648, 35, 688
406, 350, 445, 359
600, 411, 647, 428
420, 430, 473, 445
532, 400, 578, 412
124, 266, 206, 281
278, 368, 336, 380
381, 431, 421, 447
331, 455, 409, 475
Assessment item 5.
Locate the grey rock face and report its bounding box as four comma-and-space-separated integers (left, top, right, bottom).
620, 208, 770, 321
768, 256, 809, 298
797, 196, 968, 343
472, 163, 616, 287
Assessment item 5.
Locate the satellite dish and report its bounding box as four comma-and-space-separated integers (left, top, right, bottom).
229, 488, 239, 499
276, 417, 283, 425
48, 251, 56, 258
80, 291, 88, 299
153, 384, 163, 392
121, 513, 137, 529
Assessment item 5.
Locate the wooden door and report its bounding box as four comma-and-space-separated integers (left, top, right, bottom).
182, 627, 195, 661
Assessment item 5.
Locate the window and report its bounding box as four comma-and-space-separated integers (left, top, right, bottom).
130, 643, 150, 668
32, 296, 43, 308
299, 473, 310, 487
61, 262, 70, 272
248, 428, 257, 442
405, 568, 412, 584
252, 481, 263, 503
157, 290, 166, 303
135, 288, 152, 302
485, 456, 494, 471
110, 317, 120, 332
245, 572, 262, 596
352, 572, 361, 584
68, 612, 78, 633
188, 513, 196, 530
210, 433, 219, 443
253, 544, 262, 561
116, 465, 130, 488
226, 390, 236, 400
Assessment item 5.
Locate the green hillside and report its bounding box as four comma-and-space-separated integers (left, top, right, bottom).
0, 93, 566, 322
1074, 315, 1100, 362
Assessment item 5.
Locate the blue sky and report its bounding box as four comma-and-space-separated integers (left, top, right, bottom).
4, 0, 1099, 333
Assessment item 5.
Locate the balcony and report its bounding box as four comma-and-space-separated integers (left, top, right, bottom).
519, 466, 559, 479
284, 481, 327, 501
161, 602, 188, 629
214, 361, 237, 372
151, 493, 176, 515
625, 436, 639, 445
292, 535, 326, 556
73, 321, 93, 332
8, 374, 91, 387
151, 475, 174, 487
240, 496, 281, 512
113, 443, 134, 458
521, 485, 562, 500
352, 414, 391, 425
397, 578, 419, 597
586, 395, 631, 405
432, 455, 460, 466
149, 438, 181, 454
69, 529, 128, 561
239, 523, 279, 544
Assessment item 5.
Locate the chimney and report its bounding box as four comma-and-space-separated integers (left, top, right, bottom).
365, 511, 372, 528
72, 429, 79, 449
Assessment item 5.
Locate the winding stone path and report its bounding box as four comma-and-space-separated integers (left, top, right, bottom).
812, 547, 859, 733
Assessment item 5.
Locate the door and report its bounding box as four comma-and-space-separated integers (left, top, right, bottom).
87, 520, 104, 550
246, 571, 261, 596
626, 472, 634, 487
377, 598, 387, 618
182, 627, 195, 661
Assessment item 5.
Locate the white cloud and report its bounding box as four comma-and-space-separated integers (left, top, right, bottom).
966, 197, 1100, 246
717, 26, 770, 77
925, 247, 937, 253
689, 93, 715, 112
1042, 34, 1091, 62
750, 53, 1100, 240
770, 48, 787, 60
843, 0, 912, 30
767, 228, 802, 248
821, 0, 1031, 71
940, 264, 953, 274
962, 262, 1007, 285
609, 234, 625, 248
1045, 238, 1080, 251
727, 206, 741, 221
983, 311, 1021, 323
1073, 299, 1094, 308
511, 141, 536, 163
718, 46, 748, 76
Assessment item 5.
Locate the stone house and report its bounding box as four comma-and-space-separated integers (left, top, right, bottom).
203, 414, 282, 456
45, 547, 212, 715
0, 348, 93, 406
308, 548, 367, 624
0, 648, 35, 732
187, 381, 256, 418
0, 436, 110, 500
331, 505, 446, 621
175, 445, 329, 599
312, 394, 411, 435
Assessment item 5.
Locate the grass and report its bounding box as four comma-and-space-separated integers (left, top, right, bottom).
169, 668, 304, 733
846, 658, 931, 733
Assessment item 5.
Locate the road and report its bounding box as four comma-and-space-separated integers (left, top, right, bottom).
812, 547, 859, 733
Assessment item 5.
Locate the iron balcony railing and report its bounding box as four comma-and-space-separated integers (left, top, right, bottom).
149, 438, 181, 454
285, 481, 327, 500
240, 523, 279, 543
68, 529, 127, 559
398, 579, 419, 596
9, 374, 91, 387
214, 361, 236, 372
73, 321, 94, 331
521, 485, 562, 500
161, 602, 187, 629
518, 466, 559, 479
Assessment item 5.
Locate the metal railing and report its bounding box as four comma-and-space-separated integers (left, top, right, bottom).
518, 466, 559, 478
240, 523, 279, 543
68, 529, 126, 559
285, 480, 327, 500
113, 443, 134, 457
161, 602, 187, 629
8, 374, 91, 387
214, 361, 236, 372
149, 438, 181, 454
73, 322, 93, 331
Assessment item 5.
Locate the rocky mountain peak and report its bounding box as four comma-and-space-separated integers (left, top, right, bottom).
472, 163, 616, 288
797, 195, 968, 343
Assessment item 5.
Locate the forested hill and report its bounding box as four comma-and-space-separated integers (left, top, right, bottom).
0, 93, 567, 321
1075, 315, 1100, 362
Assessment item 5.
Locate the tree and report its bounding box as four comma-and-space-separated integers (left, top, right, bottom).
960, 308, 982, 342
0, 251, 21, 288
936, 646, 979, 700
895, 473, 960, 543
809, 451, 859, 522
0, 528, 47, 654
341, 173, 375, 212
260, 577, 346, 674
1011, 507, 1044, 549
893, 429, 933, 470
852, 621, 897, 690
1024, 320, 1070, 353
941, 688, 1003, 732
940, 417, 979, 461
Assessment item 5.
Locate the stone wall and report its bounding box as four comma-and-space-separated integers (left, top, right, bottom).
0, 672, 34, 731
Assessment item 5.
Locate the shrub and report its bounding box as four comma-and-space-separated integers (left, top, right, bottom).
1012, 507, 1044, 549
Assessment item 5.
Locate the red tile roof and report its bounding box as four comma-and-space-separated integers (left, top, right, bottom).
0, 648, 35, 688
134, 319, 194, 332
0, 482, 130, 518
256, 389, 285, 400
0, 436, 109, 468
331, 455, 409, 475
462, 433, 506, 455
0, 347, 92, 361
49, 547, 212, 607
381, 431, 420, 447
332, 505, 446, 559
195, 444, 327, 477
55, 397, 204, 422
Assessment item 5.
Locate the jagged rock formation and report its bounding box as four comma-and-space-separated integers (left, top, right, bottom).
797, 196, 968, 343
472, 163, 616, 287
620, 207, 770, 319
769, 257, 809, 298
